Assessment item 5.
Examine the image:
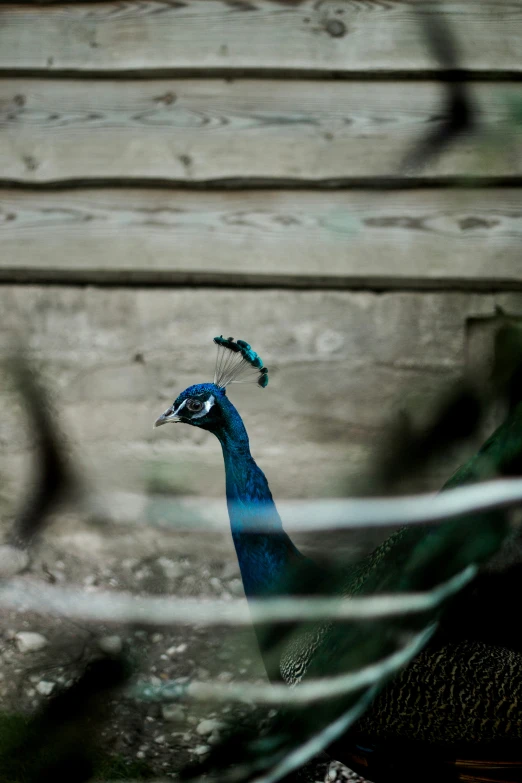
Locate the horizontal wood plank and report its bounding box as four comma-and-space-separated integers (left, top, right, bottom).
0, 1, 520, 75
0, 188, 521, 287
1, 79, 521, 182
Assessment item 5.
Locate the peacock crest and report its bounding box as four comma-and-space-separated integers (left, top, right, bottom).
213, 336, 269, 389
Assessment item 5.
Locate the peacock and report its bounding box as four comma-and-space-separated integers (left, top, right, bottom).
154, 336, 522, 783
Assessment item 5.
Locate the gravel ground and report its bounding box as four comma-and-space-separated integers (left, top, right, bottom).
0, 513, 373, 783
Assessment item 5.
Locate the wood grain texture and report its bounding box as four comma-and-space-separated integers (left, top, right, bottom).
1, 79, 520, 183
0, 188, 521, 287
0, 1, 520, 74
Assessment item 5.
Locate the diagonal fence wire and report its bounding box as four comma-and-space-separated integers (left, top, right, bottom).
2, 469, 520, 713
0, 565, 477, 627
132, 623, 438, 707
138, 478, 522, 532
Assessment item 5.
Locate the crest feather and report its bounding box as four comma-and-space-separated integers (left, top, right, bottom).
213, 336, 269, 389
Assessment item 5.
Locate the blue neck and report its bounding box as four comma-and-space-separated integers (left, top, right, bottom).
214, 395, 302, 598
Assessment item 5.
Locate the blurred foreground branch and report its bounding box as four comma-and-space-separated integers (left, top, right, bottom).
402, 2, 476, 172
5, 355, 76, 548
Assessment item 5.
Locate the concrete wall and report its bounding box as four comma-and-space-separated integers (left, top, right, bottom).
2, 287, 521, 514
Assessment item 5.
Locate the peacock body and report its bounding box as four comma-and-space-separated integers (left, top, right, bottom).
154, 337, 522, 782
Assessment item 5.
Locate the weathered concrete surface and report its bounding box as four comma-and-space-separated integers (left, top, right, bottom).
0, 286, 518, 522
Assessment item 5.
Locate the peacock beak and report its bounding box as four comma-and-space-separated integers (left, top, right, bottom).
153, 406, 180, 429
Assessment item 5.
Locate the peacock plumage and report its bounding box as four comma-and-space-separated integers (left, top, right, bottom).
154, 337, 522, 783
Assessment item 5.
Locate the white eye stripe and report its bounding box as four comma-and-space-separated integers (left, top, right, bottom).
190, 394, 215, 419
173, 399, 187, 416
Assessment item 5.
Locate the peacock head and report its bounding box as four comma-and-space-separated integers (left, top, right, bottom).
153, 337, 268, 432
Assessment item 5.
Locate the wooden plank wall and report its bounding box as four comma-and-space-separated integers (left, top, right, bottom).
0, 0, 521, 288
1, 1, 522, 510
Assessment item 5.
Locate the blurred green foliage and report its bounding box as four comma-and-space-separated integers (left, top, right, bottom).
0, 713, 154, 782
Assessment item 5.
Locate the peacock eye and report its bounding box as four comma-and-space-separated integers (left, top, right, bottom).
187, 399, 204, 413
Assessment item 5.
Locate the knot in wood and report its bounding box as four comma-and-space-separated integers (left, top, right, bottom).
325, 18, 346, 37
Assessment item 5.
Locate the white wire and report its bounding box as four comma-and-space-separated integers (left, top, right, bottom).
135, 479, 522, 532
0, 565, 476, 627
133, 623, 437, 706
